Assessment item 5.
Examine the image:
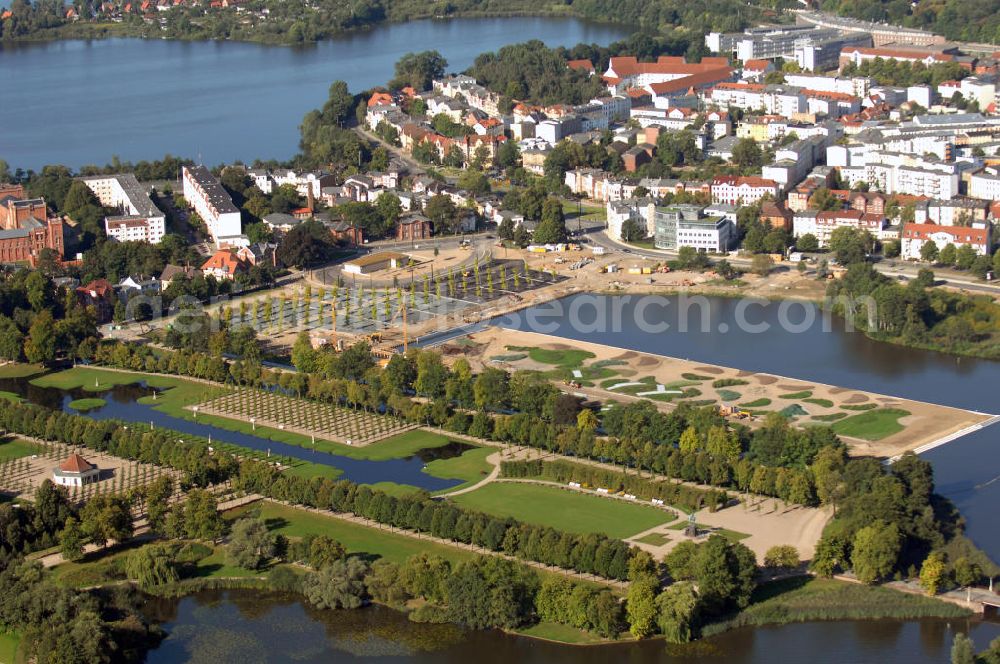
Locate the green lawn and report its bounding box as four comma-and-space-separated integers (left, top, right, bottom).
0, 439, 40, 462
803, 397, 834, 408
0, 392, 22, 404
832, 408, 910, 441
0, 630, 19, 664
234, 501, 477, 565
634, 531, 670, 546
516, 621, 611, 644
506, 346, 595, 368
53, 541, 262, 589
778, 391, 812, 399
425, 446, 495, 493
739, 398, 771, 408
450, 482, 673, 539
0, 363, 45, 378
67, 397, 106, 412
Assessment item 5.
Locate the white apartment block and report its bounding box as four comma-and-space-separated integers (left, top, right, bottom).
901, 223, 990, 260
250, 169, 334, 199
708, 83, 805, 119
784, 74, 871, 97
793, 210, 886, 246
82, 174, 166, 244
836, 151, 961, 200
182, 165, 243, 246
970, 168, 1000, 202
606, 198, 656, 241
710, 176, 780, 206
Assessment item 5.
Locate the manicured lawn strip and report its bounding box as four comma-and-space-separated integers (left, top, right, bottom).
0, 392, 22, 403
0, 439, 41, 462
0, 630, 19, 664
778, 391, 812, 399
343, 429, 456, 461
516, 621, 610, 644
779, 404, 808, 418
701, 577, 970, 637
425, 446, 495, 493
449, 482, 673, 539
812, 413, 847, 422
634, 532, 670, 546
68, 397, 106, 412
803, 398, 834, 408
716, 389, 741, 402
841, 403, 877, 411
681, 373, 711, 381
712, 378, 748, 388
739, 398, 771, 408
282, 463, 343, 481
832, 408, 910, 441
0, 363, 46, 378
667, 522, 749, 541
238, 501, 478, 565
506, 346, 595, 368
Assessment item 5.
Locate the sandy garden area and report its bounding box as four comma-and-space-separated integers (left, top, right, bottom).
455, 328, 989, 459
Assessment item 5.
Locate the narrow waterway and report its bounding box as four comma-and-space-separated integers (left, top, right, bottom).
0, 375, 470, 491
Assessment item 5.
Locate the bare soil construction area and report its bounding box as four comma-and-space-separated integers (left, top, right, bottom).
455, 328, 989, 458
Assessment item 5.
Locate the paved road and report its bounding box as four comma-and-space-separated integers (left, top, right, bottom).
587, 229, 1000, 295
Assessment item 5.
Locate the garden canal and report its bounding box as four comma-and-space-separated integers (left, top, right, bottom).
0, 374, 472, 492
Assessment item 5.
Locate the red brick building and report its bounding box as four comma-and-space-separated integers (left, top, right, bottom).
0, 192, 65, 264
396, 213, 432, 242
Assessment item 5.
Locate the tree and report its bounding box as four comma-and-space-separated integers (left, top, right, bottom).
951, 633, 976, 664
851, 521, 901, 584
391, 51, 447, 91
679, 426, 700, 454
533, 199, 568, 244
0, 315, 24, 361
694, 535, 757, 614
655, 581, 700, 644
182, 489, 225, 541
277, 220, 336, 268
715, 259, 738, 280
474, 367, 509, 412
796, 233, 819, 252
938, 243, 957, 266
731, 138, 763, 169
750, 253, 774, 276
145, 476, 173, 535
763, 545, 799, 571
309, 535, 346, 569
303, 557, 370, 609
625, 573, 659, 638
456, 169, 491, 196
955, 244, 977, 270
124, 544, 179, 589
291, 331, 318, 373
227, 518, 276, 571
920, 239, 939, 263
953, 557, 982, 589
425, 194, 458, 234
829, 227, 872, 265
59, 516, 86, 562
23, 310, 57, 364
919, 551, 947, 595
80, 494, 133, 549
620, 217, 647, 242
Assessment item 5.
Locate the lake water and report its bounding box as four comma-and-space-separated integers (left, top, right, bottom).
497, 293, 1000, 559
0, 17, 629, 170
0, 374, 472, 491
145, 589, 1000, 664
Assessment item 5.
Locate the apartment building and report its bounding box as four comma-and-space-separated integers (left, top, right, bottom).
182, 165, 243, 246
82, 173, 166, 244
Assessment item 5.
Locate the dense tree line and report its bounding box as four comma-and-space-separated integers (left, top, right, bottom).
0, 270, 97, 364
820, 0, 1000, 44
840, 58, 969, 89
501, 459, 728, 513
